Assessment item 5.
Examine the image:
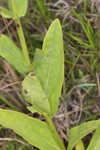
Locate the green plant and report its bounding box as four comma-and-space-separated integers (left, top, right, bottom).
0, 1, 100, 150
36, 0, 49, 21
68, 9, 99, 73
70, 9, 96, 50
0, 0, 65, 150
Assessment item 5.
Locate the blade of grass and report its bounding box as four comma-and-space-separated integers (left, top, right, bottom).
72, 9, 95, 49
0, 95, 18, 111
36, 0, 48, 21
83, 0, 87, 15
69, 33, 92, 49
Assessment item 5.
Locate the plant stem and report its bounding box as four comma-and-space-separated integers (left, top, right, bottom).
15, 19, 30, 65
44, 114, 66, 150
11, 0, 30, 65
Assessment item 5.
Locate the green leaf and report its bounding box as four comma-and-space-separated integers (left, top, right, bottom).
33, 19, 64, 115
68, 120, 100, 150
87, 127, 100, 150
0, 108, 60, 150
22, 72, 50, 114
0, 7, 14, 18
0, 34, 29, 75
75, 140, 85, 150
8, 0, 28, 18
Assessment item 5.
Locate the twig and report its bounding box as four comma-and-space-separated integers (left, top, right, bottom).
0, 81, 20, 91
0, 137, 29, 146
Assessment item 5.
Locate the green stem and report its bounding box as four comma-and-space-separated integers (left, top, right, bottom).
11, 0, 30, 65
44, 114, 66, 150
15, 19, 30, 65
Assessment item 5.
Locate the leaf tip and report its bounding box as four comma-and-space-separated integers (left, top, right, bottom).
52, 18, 61, 26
